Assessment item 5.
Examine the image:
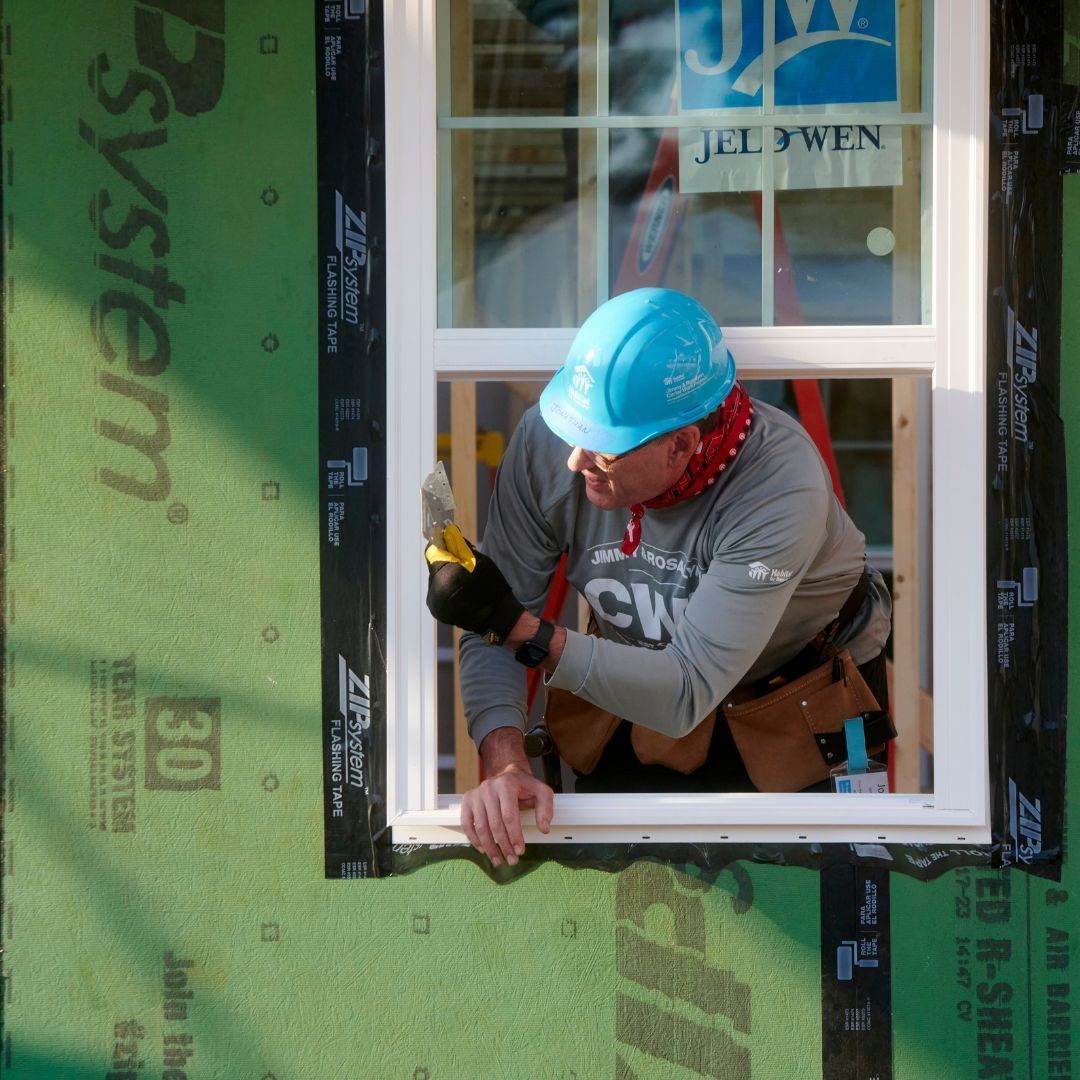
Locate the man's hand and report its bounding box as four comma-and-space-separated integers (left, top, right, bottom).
425, 524, 525, 642
461, 727, 553, 867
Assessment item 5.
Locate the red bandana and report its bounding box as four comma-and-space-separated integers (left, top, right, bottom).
621, 381, 754, 556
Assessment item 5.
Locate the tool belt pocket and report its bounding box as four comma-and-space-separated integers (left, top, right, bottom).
722, 650, 891, 792
629, 716, 715, 774
544, 686, 623, 774
544, 649, 893, 783
544, 686, 716, 775
543, 607, 717, 774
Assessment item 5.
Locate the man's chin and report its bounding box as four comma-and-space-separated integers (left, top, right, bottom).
583, 484, 623, 511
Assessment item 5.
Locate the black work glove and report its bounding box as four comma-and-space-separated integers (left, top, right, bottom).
424, 524, 525, 643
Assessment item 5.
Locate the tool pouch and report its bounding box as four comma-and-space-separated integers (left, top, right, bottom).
543, 596, 893, 785
543, 685, 623, 774
548, 649, 892, 784
721, 650, 889, 791
543, 613, 715, 775
629, 715, 716, 774
544, 686, 718, 775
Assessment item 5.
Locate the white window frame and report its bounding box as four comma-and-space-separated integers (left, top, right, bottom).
383, 1, 990, 847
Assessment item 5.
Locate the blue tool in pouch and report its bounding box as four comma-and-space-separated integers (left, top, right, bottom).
831, 714, 890, 793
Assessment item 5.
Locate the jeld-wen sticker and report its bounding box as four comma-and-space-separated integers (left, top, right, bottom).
833, 762, 890, 794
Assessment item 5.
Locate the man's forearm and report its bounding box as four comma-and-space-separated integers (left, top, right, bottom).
469, 613, 567, 760
478, 725, 533, 775
502, 611, 567, 675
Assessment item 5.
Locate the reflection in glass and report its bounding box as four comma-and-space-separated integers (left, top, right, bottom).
446, 0, 586, 118
773, 128, 927, 326
439, 2, 932, 327
444, 129, 585, 328
608, 129, 763, 326
608, 0, 679, 116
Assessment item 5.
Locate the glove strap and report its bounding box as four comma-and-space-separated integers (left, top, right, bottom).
485, 591, 527, 646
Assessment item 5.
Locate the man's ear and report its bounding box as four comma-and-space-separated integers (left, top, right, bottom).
673, 425, 701, 456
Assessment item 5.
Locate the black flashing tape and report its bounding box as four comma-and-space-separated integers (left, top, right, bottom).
317, 0, 387, 879
325, 0, 1069, 882
986, 0, 1070, 876
388, 841, 990, 885
820, 864, 892, 1080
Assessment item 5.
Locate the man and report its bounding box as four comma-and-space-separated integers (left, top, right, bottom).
426, 288, 891, 868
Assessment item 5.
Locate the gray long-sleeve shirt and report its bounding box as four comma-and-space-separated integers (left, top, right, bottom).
460, 400, 892, 748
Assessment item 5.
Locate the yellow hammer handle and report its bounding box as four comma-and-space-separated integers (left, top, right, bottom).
424, 523, 477, 573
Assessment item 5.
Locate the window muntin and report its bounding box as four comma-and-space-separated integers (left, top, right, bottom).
439, 0, 933, 329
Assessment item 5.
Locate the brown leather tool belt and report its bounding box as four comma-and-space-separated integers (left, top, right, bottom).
544, 571, 895, 791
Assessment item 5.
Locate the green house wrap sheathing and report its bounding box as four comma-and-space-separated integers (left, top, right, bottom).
1, 2, 1077, 1077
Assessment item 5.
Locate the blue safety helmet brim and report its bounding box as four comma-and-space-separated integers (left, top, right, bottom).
538, 358, 735, 455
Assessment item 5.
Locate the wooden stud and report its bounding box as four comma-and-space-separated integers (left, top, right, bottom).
451, 381, 480, 793
890, 377, 922, 793
920, 685, 934, 754
578, 0, 598, 322
887, 0, 926, 794
451, 0, 476, 329
577, 591, 591, 634
449, 0, 481, 793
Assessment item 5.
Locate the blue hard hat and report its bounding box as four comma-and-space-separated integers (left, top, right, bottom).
539, 288, 736, 455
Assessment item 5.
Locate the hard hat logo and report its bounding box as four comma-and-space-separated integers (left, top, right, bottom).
569, 364, 595, 410
539, 288, 737, 456
665, 367, 709, 406
663, 341, 709, 398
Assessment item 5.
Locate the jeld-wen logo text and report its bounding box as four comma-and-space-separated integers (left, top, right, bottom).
83, 1, 226, 505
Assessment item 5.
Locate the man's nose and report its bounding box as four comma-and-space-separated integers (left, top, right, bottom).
566, 446, 592, 473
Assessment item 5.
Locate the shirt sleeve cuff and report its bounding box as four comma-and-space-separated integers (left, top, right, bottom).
469, 704, 527, 749
544, 627, 596, 694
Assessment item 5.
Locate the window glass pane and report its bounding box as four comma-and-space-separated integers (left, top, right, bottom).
442, 128, 590, 327
835, 448, 892, 548
609, 128, 763, 324
445, 0, 590, 117
825, 378, 892, 442
445, 2, 929, 118
772, 126, 928, 325
610, 0, 929, 115
439, 2, 932, 328
608, 1, 678, 116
